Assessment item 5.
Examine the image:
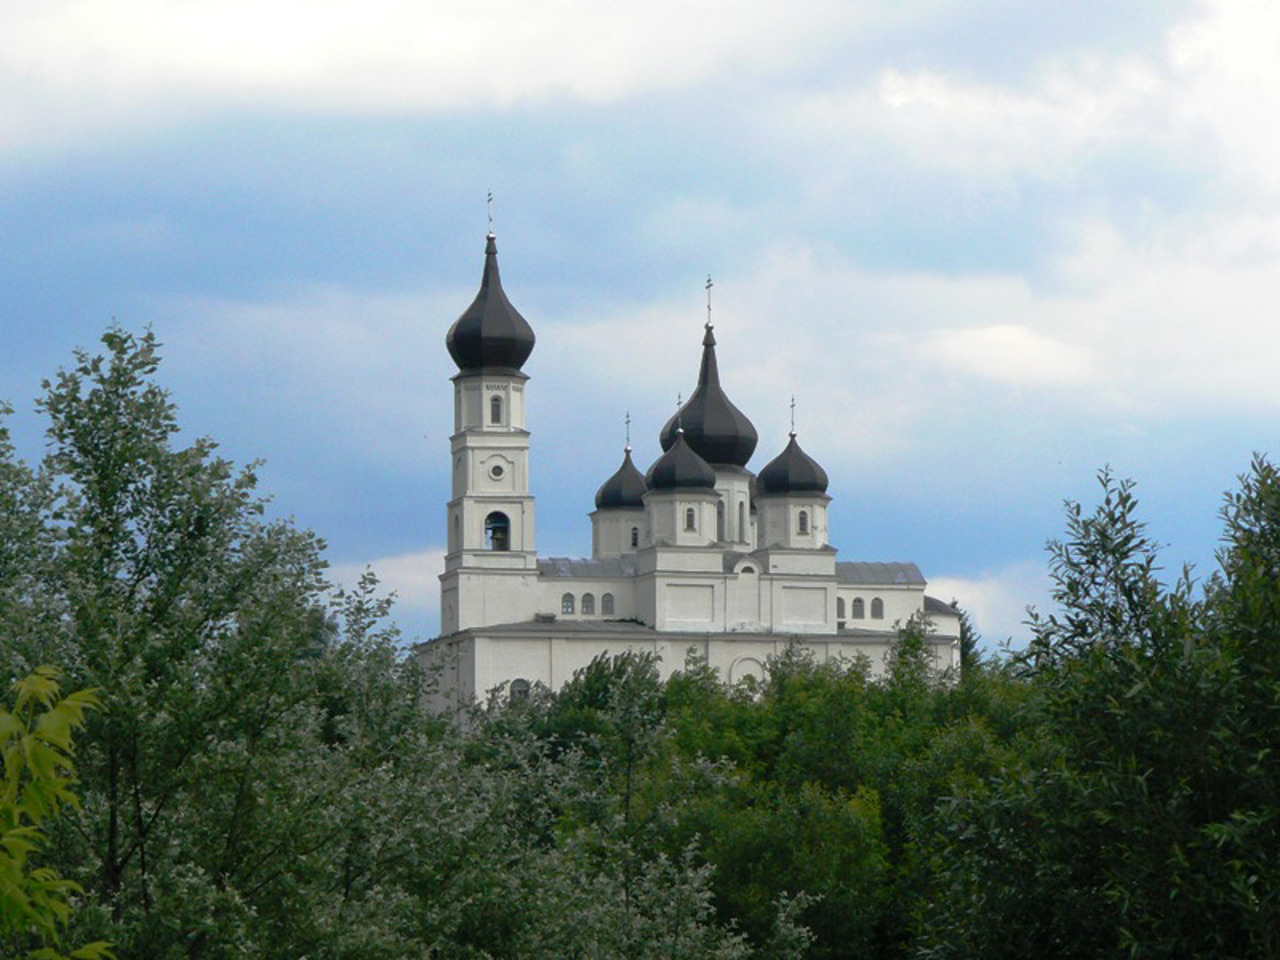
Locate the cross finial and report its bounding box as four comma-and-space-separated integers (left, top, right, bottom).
705, 275, 714, 330
789, 394, 796, 436
624, 411, 632, 451
676, 393, 684, 430
487, 190, 494, 236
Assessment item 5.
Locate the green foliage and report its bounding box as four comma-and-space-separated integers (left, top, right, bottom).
0, 666, 113, 960
12, 326, 1280, 959
924, 464, 1280, 959
0, 331, 778, 958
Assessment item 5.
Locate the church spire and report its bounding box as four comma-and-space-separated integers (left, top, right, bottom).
659, 287, 758, 467
445, 231, 536, 374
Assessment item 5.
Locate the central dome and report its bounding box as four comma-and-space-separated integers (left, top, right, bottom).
659, 325, 758, 467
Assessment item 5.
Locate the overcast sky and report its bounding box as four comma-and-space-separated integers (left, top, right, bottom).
3, 0, 1277, 647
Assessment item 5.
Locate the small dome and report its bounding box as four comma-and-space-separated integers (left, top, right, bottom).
757, 434, 829, 495
595, 448, 647, 509
446, 234, 536, 374
646, 431, 716, 491
659, 325, 758, 467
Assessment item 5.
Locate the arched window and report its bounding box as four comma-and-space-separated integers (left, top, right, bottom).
852, 597, 865, 619
510, 678, 530, 703
630, 526, 639, 548
490, 394, 502, 425
582, 593, 595, 615
452, 514, 460, 550
685, 507, 696, 531
798, 510, 809, 535
485, 512, 510, 551
837, 597, 846, 619
871, 597, 884, 619
602, 593, 615, 615
561, 593, 575, 615
738, 501, 745, 540
717, 501, 725, 540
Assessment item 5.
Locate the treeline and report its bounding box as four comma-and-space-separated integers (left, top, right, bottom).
2, 330, 1278, 958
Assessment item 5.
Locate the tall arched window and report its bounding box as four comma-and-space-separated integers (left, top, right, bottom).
798, 510, 809, 535
871, 597, 884, 619
561, 593, 575, 615
602, 593, 615, 615
485, 512, 510, 551
685, 507, 696, 532
630, 526, 639, 548
490, 394, 502, 425
509, 678, 530, 703
717, 501, 725, 540
581, 593, 595, 615
738, 501, 745, 540
837, 597, 846, 619
851, 597, 866, 619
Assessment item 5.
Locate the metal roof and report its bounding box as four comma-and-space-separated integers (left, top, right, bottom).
537, 557, 639, 579
834, 561, 925, 586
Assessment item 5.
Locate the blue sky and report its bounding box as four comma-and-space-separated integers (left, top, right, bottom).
3, 0, 1277, 646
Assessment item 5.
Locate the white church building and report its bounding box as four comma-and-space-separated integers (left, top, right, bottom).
419, 232, 960, 704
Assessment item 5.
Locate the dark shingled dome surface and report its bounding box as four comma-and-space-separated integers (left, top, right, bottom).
659, 325, 758, 467
595, 448, 647, 509
446, 234, 536, 374
646, 431, 716, 490
757, 434, 829, 495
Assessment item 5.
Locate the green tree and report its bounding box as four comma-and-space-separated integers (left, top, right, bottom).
0, 666, 112, 960
0, 329, 807, 958
923, 464, 1280, 959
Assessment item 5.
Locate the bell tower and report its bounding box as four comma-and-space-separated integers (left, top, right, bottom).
440, 232, 539, 634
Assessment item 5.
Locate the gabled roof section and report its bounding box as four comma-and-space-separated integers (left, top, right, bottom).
538, 557, 640, 579
835, 561, 926, 586
924, 595, 959, 616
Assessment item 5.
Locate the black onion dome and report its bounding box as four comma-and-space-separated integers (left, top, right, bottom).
646, 431, 716, 491
446, 234, 536, 374
757, 434, 829, 495
659, 326, 758, 467
595, 448, 647, 509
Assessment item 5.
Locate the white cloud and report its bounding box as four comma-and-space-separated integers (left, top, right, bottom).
330, 547, 445, 618
929, 560, 1051, 649
790, 59, 1165, 178
0, 0, 868, 155
161, 284, 457, 470
923, 324, 1100, 388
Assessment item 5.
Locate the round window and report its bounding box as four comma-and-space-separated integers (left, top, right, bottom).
489, 464, 505, 480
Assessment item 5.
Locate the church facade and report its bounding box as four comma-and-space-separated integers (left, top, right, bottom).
420, 233, 961, 705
